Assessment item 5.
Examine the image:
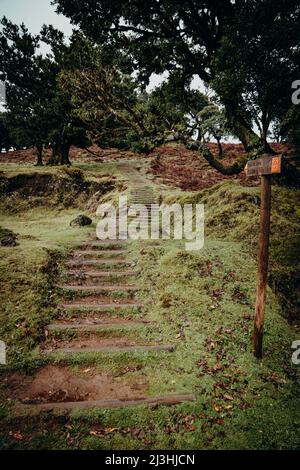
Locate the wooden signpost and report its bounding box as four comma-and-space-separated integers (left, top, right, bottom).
245, 155, 283, 358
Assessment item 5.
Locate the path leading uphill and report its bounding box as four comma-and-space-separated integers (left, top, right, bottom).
15, 160, 195, 413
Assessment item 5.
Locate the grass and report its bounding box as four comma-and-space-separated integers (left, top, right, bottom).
0, 159, 300, 449
162, 180, 300, 323
0, 160, 122, 179
0, 207, 95, 369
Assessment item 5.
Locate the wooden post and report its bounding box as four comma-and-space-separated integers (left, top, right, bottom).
245, 155, 283, 358
253, 175, 272, 358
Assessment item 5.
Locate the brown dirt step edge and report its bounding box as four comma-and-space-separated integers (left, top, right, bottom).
57, 285, 139, 292
46, 318, 152, 331
65, 269, 139, 279
42, 344, 176, 355
59, 299, 144, 310
58, 306, 143, 316
61, 276, 139, 287
15, 394, 196, 413
66, 258, 128, 266
79, 241, 126, 250
71, 250, 126, 256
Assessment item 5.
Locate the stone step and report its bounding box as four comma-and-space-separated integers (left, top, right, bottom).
130, 196, 157, 199
16, 394, 196, 412
43, 344, 175, 355
130, 190, 154, 194
130, 194, 156, 197
130, 193, 155, 197
59, 302, 143, 312
66, 259, 131, 267
128, 202, 159, 206
57, 284, 139, 293
127, 213, 160, 216
130, 200, 157, 204
72, 250, 126, 257
128, 217, 159, 221
80, 240, 126, 250
46, 319, 151, 331
65, 269, 139, 278
130, 198, 156, 200
128, 213, 160, 217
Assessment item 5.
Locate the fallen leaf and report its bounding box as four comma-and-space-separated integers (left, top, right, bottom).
213, 404, 222, 412
9, 431, 23, 441
224, 394, 234, 401
212, 363, 223, 372
105, 427, 118, 434
224, 405, 233, 410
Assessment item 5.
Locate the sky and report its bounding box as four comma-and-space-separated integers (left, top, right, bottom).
0, 0, 73, 38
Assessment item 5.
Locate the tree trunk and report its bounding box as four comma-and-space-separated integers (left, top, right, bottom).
35, 144, 43, 166
216, 137, 223, 158
197, 129, 203, 141
225, 108, 274, 159
60, 143, 71, 165
225, 106, 264, 154
261, 129, 275, 154
47, 143, 61, 165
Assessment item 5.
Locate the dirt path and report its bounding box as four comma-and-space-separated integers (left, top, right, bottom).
12, 160, 195, 413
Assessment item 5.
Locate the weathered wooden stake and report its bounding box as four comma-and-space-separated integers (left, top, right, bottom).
253, 175, 272, 358
245, 155, 283, 358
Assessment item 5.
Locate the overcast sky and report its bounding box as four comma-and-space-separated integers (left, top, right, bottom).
0, 0, 73, 37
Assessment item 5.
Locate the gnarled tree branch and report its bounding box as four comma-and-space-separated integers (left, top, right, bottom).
186, 140, 247, 175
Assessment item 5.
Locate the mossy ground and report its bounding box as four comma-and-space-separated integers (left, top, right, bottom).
0, 160, 300, 450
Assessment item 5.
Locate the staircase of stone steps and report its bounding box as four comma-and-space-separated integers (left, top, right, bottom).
15, 162, 195, 414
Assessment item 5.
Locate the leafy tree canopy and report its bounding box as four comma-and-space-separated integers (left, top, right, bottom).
54, 0, 300, 174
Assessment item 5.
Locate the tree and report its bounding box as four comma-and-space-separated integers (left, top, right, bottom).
280, 106, 300, 150
197, 104, 228, 157
0, 19, 90, 165
54, 0, 300, 174
59, 62, 209, 153
0, 18, 51, 164
59, 54, 144, 149
140, 73, 209, 144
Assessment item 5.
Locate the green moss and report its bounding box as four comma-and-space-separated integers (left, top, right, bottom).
0, 165, 300, 450
0, 208, 94, 369
161, 181, 300, 323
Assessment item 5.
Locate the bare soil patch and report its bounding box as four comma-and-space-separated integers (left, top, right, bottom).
149, 144, 249, 190
0, 145, 137, 164
149, 143, 292, 191
5, 365, 148, 404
